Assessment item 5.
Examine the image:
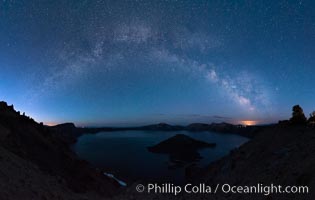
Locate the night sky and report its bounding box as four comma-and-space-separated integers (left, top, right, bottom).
1, 0, 314, 127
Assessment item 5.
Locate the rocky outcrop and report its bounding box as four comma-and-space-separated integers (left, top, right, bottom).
50, 123, 82, 144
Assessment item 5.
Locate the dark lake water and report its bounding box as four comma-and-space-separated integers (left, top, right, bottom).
73, 130, 248, 184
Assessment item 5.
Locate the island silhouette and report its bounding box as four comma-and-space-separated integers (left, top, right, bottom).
148, 134, 216, 169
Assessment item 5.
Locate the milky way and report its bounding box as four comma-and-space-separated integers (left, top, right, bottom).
0, 0, 314, 126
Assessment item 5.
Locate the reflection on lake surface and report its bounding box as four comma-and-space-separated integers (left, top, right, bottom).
73, 130, 248, 184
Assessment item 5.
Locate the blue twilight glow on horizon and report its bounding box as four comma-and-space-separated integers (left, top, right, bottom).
0, 0, 315, 127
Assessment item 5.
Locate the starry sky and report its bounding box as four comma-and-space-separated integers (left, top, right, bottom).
1, 0, 314, 127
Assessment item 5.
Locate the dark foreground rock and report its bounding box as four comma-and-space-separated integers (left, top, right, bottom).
191, 125, 315, 200
0, 101, 119, 200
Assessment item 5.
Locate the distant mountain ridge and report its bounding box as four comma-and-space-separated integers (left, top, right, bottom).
54, 122, 264, 144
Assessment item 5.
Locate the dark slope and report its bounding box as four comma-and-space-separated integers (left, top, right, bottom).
190, 125, 315, 199
0, 101, 118, 199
